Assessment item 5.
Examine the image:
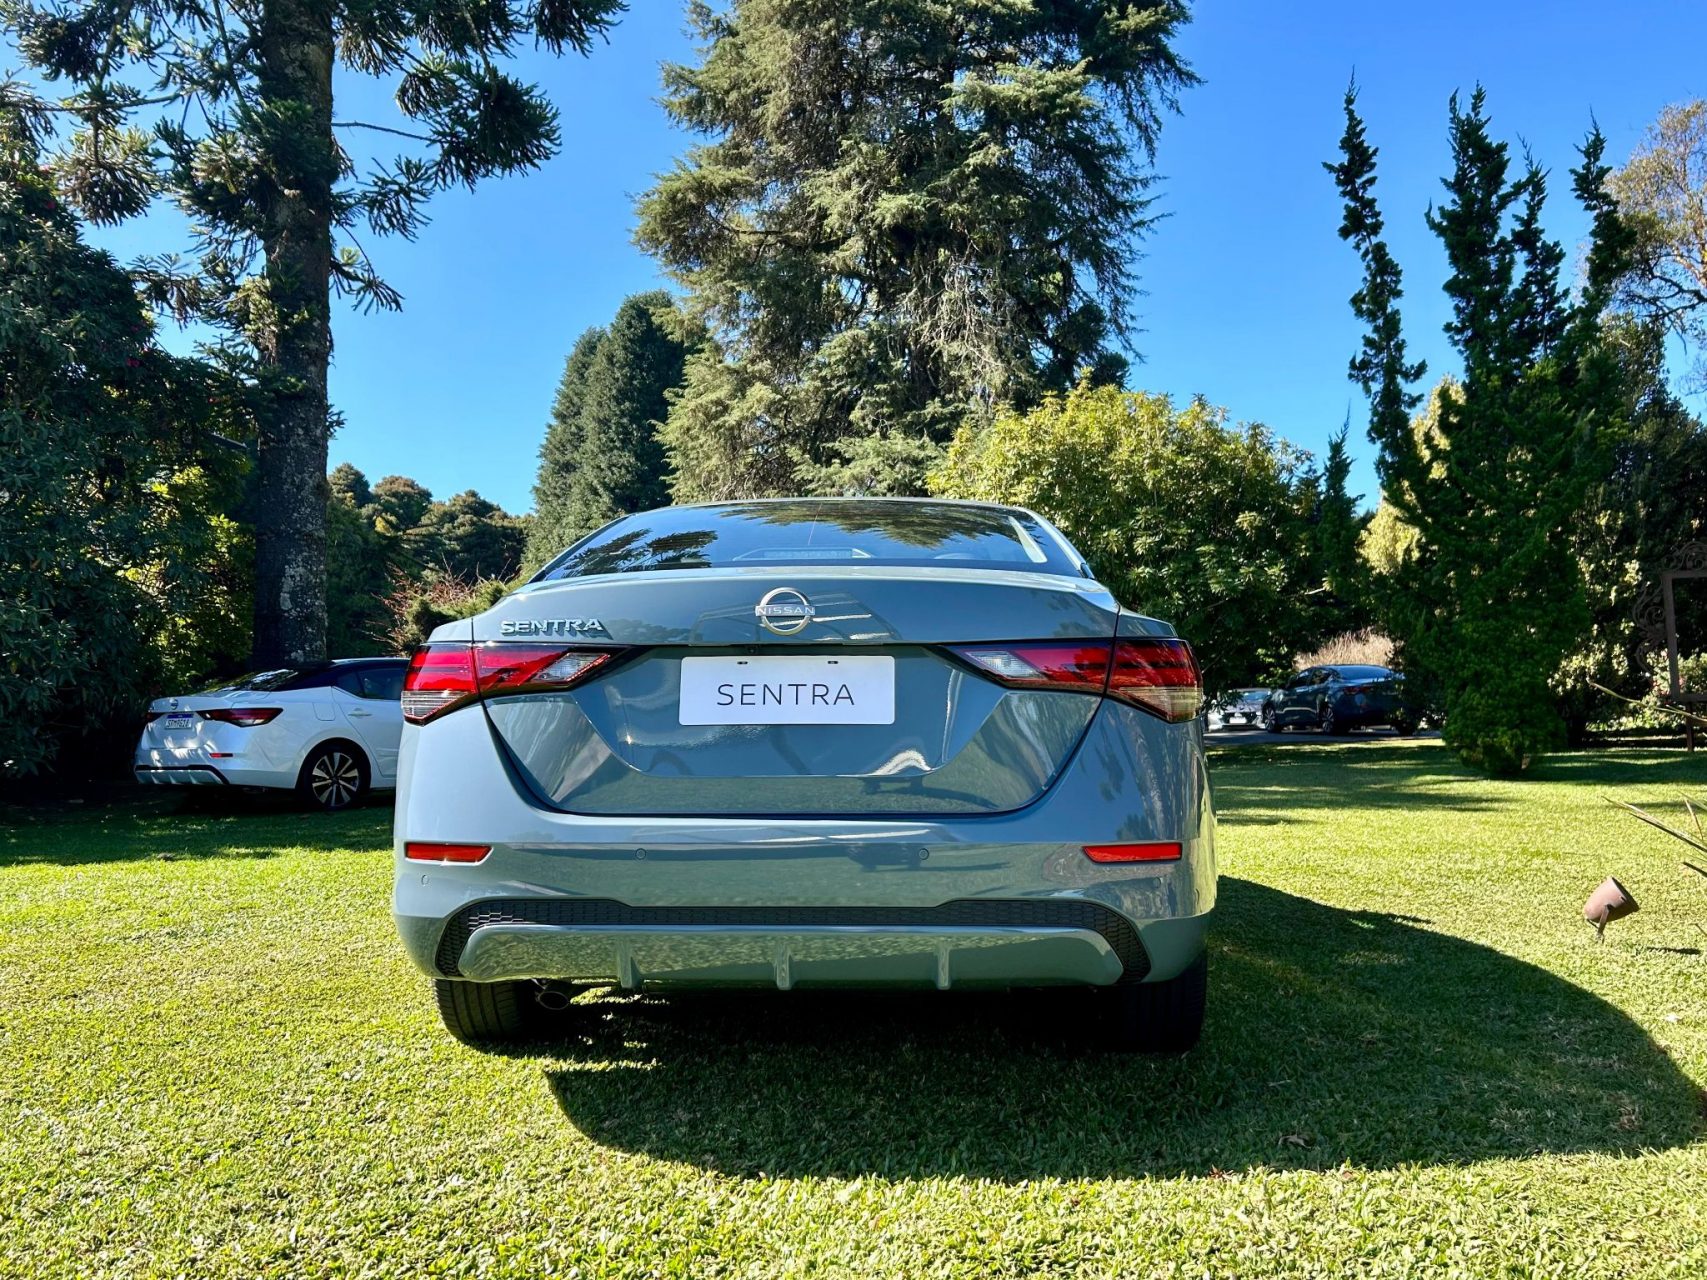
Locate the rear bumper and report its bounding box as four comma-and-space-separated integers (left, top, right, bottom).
415, 897, 1205, 989
134, 765, 228, 787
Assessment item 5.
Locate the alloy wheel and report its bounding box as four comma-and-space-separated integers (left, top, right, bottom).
310, 750, 362, 809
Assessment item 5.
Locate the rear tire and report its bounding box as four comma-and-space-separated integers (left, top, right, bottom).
1317, 704, 1339, 735
298, 742, 368, 812
434, 979, 542, 1046
1103, 952, 1207, 1053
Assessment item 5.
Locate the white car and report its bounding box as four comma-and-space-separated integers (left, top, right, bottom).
1208, 687, 1271, 730
134, 659, 407, 810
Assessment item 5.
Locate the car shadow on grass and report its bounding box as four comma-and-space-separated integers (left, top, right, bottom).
541, 877, 1701, 1179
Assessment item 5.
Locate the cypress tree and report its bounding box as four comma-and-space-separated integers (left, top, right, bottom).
527, 327, 607, 567
1305, 422, 1372, 627
1330, 85, 1635, 774
559, 293, 692, 540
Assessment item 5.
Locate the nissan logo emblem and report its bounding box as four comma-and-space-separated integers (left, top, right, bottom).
755, 587, 814, 636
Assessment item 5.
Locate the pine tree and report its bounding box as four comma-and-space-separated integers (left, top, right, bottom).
1330, 85, 1635, 774
1304, 422, 1372, 626
526, 326, 606, 568
637, 0, 1196, 498
4, 0, 623, 665
565, 293, 692, 535
329, 462, 373, 510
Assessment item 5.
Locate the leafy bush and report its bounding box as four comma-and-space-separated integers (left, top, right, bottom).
377, 574, 509, 653
930, 382, 1322, 691
1, 121, 250, 777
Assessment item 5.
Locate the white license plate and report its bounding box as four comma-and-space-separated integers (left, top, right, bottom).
161, 715, 196, 730
679, 655, 895, 726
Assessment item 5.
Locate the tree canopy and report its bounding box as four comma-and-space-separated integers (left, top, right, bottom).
929, 382, 1320, 692
527, 325, 608, 568
1609, 100, 1707, 382
638, 0, 1196, 499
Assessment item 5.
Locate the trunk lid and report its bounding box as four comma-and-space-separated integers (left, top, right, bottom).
476, 568, 1122, 816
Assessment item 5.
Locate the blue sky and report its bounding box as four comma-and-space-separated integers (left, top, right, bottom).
62, 0, 1707, 514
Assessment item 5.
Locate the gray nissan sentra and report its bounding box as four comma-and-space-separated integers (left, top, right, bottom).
393, 498, 1215, 1051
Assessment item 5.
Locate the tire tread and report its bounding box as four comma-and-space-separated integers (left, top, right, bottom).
434, 978, 531, 1045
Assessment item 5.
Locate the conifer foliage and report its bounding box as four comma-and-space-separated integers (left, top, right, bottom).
1329, 85, 1635, 774
638, 0, 1196, 499
527, 293, 692, 562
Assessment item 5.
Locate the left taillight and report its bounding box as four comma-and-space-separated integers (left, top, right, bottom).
949, 637, 1203, 723
402, 643, 617, 724
199, 707, 283, 727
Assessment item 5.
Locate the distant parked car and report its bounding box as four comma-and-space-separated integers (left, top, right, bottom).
1261, 665, 1415, 735
1209, 688, 1271, 729
134, 659, 407, 810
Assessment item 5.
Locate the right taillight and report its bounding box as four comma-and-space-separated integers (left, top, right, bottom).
949, 637, 1202, 723
1105, 637, 1203, 722
402, 643, 617, 724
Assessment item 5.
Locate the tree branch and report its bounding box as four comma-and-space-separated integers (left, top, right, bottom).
333, 120, 433, 142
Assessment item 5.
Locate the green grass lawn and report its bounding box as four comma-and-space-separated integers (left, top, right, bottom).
3, 740, 1705, 1278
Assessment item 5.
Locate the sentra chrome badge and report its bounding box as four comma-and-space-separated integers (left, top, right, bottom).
755, 587, 814, 636
500, 618, 605, 637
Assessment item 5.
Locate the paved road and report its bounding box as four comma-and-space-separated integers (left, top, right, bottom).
1206, 724, 1440, 747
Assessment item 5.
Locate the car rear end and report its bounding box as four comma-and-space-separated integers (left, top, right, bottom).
1331, 667, 1407, 729
134, 678, 306, 790
393, 500, 1215, 1049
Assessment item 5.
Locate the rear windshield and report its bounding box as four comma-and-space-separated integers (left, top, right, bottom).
535, 501, 1084, 580
199, 665, 334, 693
201, 668, 311, 693
1336, 666, 1397, 681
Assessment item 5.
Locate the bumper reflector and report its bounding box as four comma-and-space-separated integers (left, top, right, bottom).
404, 842, 492, 864
1083, 841, 1182, 863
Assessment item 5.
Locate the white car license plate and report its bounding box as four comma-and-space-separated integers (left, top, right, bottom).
161, 714, 196, 730
679, 655, 895, 726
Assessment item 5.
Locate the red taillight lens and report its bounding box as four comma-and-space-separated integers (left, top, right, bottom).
948, 637, 1202, 722
143, 711, 164, 723
403, 643, 617, 723
1106, 638, 1202, 722
404, 842, 491, 864
199, 707, 283, 727
402, 645, 477, 723
1084, 841, 1183, 863
950, 643, 1113, 692
473, 644, 612, 695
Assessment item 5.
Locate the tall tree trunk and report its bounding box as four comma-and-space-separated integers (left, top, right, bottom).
251, 0, 336, 666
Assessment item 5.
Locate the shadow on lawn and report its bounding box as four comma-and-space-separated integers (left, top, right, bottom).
0, 792, 391, 866
543, 877, 1701, 1178
1209, 745, 1512, 825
